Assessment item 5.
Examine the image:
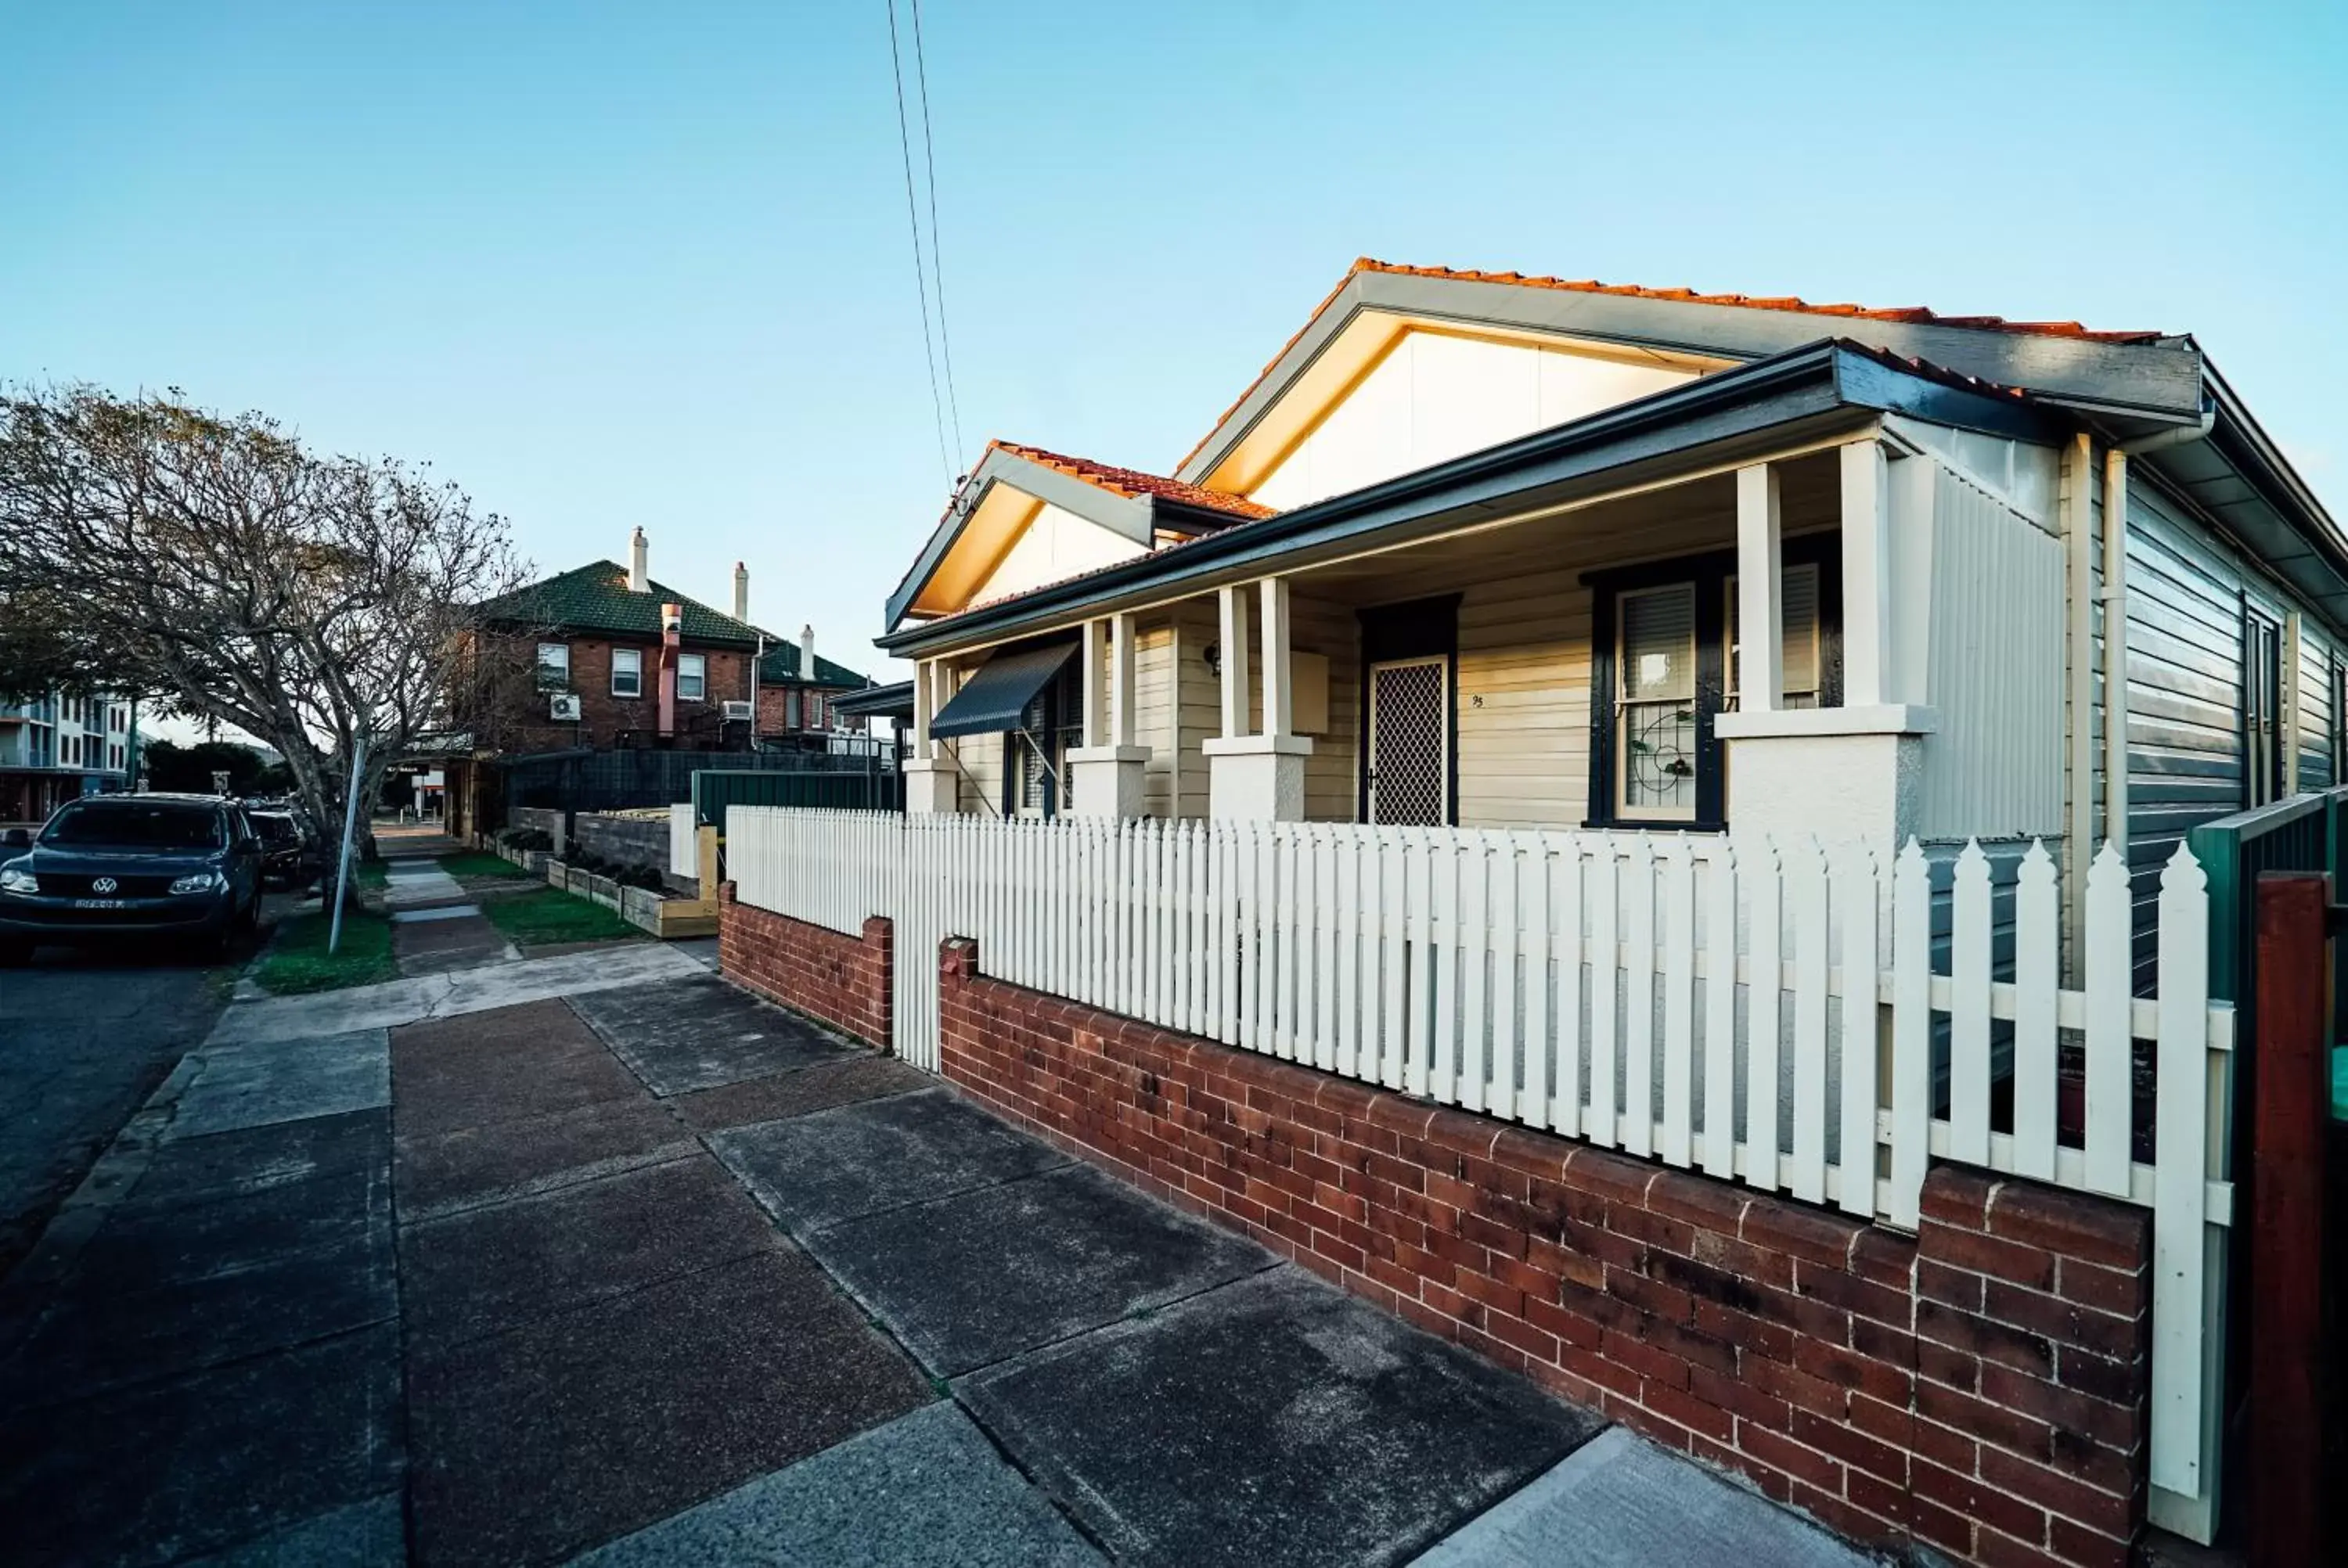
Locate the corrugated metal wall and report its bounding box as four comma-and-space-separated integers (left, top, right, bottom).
1915, 464, 2065, 840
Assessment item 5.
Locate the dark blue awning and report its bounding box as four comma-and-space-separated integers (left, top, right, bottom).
930, 641, 1077, 739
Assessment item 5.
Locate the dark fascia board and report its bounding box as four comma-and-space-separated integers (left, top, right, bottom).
831, 680, 915, 719
884, 448, 1159, 631
1173, 270, 2203, 485
880, 340, 2040, 659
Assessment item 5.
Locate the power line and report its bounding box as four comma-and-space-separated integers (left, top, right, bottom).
884, 0, 953, 483
908, 0, 964, 466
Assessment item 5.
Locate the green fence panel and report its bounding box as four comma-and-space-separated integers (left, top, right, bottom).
690, 769, 905, 831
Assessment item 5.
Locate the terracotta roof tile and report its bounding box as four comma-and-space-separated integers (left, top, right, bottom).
1176, 257, 2164, 473
990, 440, 1274, 520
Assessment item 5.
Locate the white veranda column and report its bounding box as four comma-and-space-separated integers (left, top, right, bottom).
1205, 577, 1311, 821
903, 656, 960, 813
1068, 613, 1149, 817
1841, 439, 1892, 708
1736, 462, 1784, 714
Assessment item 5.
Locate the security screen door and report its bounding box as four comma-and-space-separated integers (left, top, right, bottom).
1367, 656, 1449, 825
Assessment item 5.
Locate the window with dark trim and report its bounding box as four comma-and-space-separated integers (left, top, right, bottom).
2244, 606, 2282, 807
1586, 539, 1842, 831
2332, 654, 2346, 788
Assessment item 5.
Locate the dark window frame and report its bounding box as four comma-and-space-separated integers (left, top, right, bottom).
1584, 535, 1842, 833
2242, 599, 2284, 807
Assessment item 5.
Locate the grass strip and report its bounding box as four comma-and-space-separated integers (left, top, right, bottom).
437, 850, 532, 881
249, 909, 399, 994
479, 886, 641, 948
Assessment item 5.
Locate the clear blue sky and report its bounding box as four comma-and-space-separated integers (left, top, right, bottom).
5, 2, 2343, 686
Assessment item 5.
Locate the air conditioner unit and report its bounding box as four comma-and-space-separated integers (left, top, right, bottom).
549, 693, 583, 721
721, 699, 754, 721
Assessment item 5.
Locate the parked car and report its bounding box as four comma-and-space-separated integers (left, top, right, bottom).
248, 809, 322, 890
0, 794, 265, 963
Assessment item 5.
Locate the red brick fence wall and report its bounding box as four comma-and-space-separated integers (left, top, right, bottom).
714, 894, 2156, 1568
717, 884, 891, 1049
936, 938, 2153, 1568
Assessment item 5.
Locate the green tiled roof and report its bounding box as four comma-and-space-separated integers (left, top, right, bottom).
479, 560, 765, 648
757, 642, 872, 690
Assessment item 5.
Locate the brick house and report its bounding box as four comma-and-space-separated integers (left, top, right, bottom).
472, 530, 872, 754
755, 622, 876, 747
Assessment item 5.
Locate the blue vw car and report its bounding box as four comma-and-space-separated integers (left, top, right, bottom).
0, 794, 265, 964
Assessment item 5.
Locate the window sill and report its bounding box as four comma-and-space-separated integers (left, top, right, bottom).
1712, 704, 1937, 740
1582, 817, 1727, 834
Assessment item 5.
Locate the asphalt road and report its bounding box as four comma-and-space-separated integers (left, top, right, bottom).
0, 939, 236, 1275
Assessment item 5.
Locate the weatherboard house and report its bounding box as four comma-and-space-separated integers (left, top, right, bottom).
884, 260, 2342, 972
709, 259, 2348, 1563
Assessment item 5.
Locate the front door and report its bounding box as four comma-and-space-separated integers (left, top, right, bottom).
1367, 656, 1449, 825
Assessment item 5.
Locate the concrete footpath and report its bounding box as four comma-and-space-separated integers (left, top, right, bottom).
0, 920, 1879, 1564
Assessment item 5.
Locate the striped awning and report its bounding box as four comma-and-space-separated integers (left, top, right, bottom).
929, 641, 1077, 739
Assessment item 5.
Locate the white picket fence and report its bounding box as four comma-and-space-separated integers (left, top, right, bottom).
726, 806, 2235, 1503
668, 802, 698, 883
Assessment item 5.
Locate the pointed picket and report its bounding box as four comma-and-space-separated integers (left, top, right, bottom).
1336, 829, 1362, 1081
2012, 840, 2060, 1182
1380, 828, 1407, 1090
1700, 842, 1738, 1178
2083, 840, 2134, 1197
1888, 840, 1932, 1229
1835, 842, 1880, 1217
1313, 825, 1338, 1072
1950, 840, 1993, 1168
1745, 837, 1781, 1191
1789, 836, 1830, 1206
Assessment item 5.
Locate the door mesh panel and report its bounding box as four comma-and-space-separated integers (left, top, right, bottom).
1370, 661, 1446, 825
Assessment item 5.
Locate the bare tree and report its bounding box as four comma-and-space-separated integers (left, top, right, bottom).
0, 387, 529, 857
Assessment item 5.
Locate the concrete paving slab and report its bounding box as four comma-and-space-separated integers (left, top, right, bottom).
72, 1160, 390, 1294
405, 1248, 931, 1568
124, 1108, 390, 1213
669, 1056, 928, 1133
392, 1002, 648, 1139
810, 1162, 1277, 1376
392, 915, 519, 978
395, 1096, 692, 1217
390, 904, 483, 923
184, 1493, 405, 1567
205, 942, 708, 1047
708, 1088, 1069, 1235
569, 974, 855, 1095
400, 1156, 781, 1349
1409, 1426, 1878, 1568
382, 868, 466, 908
169, 1030, 391, 1138
959, 1267, 1604, 1568
0, 1217, 395, 1410
574, 1401, 1104, 1568
0, 1322, 402, 1568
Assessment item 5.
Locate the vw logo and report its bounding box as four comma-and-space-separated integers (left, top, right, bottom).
91, 877, 117, 895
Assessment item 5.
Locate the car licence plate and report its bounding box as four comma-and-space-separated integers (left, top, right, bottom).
72, 898, 128, 910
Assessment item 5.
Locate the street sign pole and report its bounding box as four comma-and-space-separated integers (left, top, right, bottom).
328, 732, 369, 956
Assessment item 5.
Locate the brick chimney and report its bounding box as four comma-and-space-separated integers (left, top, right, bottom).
657, 602, 682, 737
628, 527, 649, 594
733, 562, 750, 624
